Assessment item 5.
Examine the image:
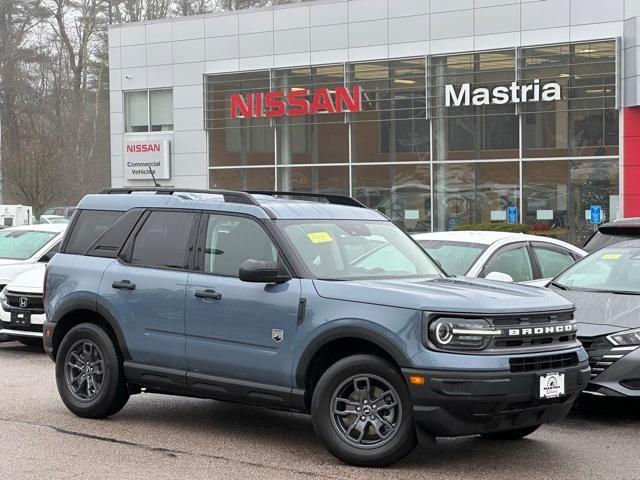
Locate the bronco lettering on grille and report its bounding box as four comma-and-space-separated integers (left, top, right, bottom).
507, 324, 576, 336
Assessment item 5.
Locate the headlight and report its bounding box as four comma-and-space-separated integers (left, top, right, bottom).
428, 317, 502, 351
607, 328, 640, 346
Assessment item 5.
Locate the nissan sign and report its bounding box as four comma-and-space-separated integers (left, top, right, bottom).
230, 86, 363, 119
123, 139, 171, 180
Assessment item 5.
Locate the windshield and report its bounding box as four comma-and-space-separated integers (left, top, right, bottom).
0, 230, 57, 260
279, 220, 442, 280
554, 246, 640, 294
417, 240, 486, 276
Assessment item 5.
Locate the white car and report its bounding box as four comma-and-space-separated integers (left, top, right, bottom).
0, 265, 46, 347
412, 231, 587, 287
0, 223, 67, 292
38, 215, 70, 225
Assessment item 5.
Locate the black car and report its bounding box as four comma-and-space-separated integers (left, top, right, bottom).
549, 240, 640, 397
583, 218, 640, 252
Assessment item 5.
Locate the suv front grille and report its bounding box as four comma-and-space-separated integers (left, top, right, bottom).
489, 311, 577, 351
509, 352, 579, 373
4, 291, 44, 313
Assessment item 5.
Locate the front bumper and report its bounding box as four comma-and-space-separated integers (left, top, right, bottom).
0, 306, 45, 339
402, 360, 590, 437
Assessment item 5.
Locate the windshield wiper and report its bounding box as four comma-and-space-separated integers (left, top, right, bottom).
611, 290, 640, 296
549, 281, 570, 291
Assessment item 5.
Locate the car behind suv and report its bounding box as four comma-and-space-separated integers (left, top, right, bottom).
44, 189, 590, 466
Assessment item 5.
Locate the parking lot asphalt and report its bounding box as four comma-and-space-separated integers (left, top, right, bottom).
1, 341, 639, 480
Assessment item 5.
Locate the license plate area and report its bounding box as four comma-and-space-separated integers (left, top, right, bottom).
10, 312, 31, 326
539, 372, 565, 399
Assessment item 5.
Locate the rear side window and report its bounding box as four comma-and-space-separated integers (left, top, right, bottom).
65, 210, 123, 255
129, 211, 198, 269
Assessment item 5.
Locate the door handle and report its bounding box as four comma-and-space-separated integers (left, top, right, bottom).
112, 280, 136, 291
194, 289, 222, 300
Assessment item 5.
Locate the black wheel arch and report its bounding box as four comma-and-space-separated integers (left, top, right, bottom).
50, 296, 130, 361
294, 326, 412, 390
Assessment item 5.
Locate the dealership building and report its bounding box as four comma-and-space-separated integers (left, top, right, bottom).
108, 0, 640, 245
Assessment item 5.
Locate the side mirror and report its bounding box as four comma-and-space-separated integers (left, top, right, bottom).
485, 271, 515, 283
39, 252, 56, 263
239, 259, 290, 284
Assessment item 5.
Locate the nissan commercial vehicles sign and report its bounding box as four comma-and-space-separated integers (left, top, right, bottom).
123, 139, 171, 180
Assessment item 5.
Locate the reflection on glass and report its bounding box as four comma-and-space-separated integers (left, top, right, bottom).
434, 162, 519, 231
352, 164, 430, 232
430, 50, 518, 160
209, 168, 275, 191
521, 41, 618, 157
351, 59, 430, 162
206, 71, 274, 167
278, 166, 349, 195
274, 65, 349, 165
523, 159, 619, 245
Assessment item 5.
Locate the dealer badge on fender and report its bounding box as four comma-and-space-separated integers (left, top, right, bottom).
272, 329, 284, 343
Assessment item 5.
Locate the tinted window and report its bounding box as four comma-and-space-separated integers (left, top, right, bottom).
204, 215, 278, 277
533, 246, 575, 278
483, 246, 534, 282
130, 211, 197, 269
584, 232, 638, 252
65, 210, 122, 255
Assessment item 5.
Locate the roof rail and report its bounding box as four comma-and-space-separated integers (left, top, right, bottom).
247, 190, 367, 208
100, 187, 260, 206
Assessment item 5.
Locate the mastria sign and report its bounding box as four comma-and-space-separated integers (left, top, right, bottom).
445, 79, 561, 107
230, 86, 362, 119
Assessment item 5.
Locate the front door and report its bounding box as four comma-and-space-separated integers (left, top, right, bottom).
185, 213, 301, 391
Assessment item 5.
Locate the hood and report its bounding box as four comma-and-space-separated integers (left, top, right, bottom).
0, 262, 42, 285
313, 276, 574, 314
6, 265, 46, 294
551, 288, 640, 330
0, 259, 26, 267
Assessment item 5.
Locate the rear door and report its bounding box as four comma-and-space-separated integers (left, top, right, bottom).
184, 213, 301, 395
99, 209, 199, 375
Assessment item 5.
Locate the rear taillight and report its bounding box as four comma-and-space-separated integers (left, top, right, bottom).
43, 266, 48, 302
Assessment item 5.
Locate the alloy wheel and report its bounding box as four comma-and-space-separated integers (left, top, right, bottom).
64, 340, 105, 401
330, 374, 402, 449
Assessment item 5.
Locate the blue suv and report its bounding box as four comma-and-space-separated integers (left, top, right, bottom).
44, 189, 590, 466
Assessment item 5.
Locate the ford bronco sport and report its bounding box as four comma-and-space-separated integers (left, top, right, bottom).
44, 189, 590, 466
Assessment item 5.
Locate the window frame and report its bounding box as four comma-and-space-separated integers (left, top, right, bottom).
193, 211, 296, 279
529, 241, 579, 279
480, 242, 536, 282
118, 209, 202, 272
124, 88, 174, 134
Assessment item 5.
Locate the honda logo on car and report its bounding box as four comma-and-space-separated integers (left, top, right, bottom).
445, 79, 561, 107
230, 86, 363, 119
123, 139, 171, 181
508, 324, 576, 336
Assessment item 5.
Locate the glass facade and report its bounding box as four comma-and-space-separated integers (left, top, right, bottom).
205, 40, 620, 244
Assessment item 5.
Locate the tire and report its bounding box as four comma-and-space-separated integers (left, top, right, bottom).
55, 323, 129, 418
17, 337, 44, 349
311, 354, 417, 467
481, 425, 540, 440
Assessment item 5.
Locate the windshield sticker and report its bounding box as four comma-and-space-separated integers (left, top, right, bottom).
601, 253, 623, 260
307, 232, 333, 244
